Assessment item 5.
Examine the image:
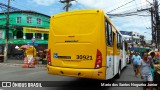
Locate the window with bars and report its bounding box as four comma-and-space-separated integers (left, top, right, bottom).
27, 17, 32, 23
35, 33, 41, 39
0, 30, 3, 39
0, 33, 2, 39
17, 17, 21, 23
37, 18, 41, 24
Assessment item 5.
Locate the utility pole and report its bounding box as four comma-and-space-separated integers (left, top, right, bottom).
154, 0, 160, 48
150, 7, 154, 44
131, 33, 134, 49
147, 0, 159, 49
4, 0, 10, 62
60, 0, 76, 12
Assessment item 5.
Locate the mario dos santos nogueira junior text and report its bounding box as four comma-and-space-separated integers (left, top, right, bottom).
101, 82, 158, 87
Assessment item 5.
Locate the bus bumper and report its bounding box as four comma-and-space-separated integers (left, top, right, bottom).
47, 65, 106, 80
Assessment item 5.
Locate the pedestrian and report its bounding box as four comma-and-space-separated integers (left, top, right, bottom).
38, 50, 44, 61
139, 53, 153, 90
132, 52, 141, 77
131, 51, 135, 64
149, 52, 155, 80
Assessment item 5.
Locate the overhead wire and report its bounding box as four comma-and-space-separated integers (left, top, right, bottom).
0, 1, 50, 24
141, 0, 152, 27
108, 0, 152, 40
107, 0, 135, 13
109, 4, 150, 15
108, 3, 151, 18
134, 0, 149, 30
108, 8, 151, 17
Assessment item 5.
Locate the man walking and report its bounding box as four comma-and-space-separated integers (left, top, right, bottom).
132, 52, 141, 77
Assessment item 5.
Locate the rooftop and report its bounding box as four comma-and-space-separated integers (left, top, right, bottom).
0, 10, 50, 17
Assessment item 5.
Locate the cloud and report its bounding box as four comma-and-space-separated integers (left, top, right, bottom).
30, 0, 152, 40
77, 0, 124, 12
120, 17, 150, 28
33, 0, 56, 6
111, 12, 151, 40
75, 0, 152, 40
77, 0, 151, 12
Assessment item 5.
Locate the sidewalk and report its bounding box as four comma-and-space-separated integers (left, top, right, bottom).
6, 59, 23, 64
0, 59, 46, 67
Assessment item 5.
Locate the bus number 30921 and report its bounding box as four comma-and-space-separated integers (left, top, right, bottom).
76, 55, 92, 60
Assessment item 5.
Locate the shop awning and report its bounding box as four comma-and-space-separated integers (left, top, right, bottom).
23, 27, 49, 34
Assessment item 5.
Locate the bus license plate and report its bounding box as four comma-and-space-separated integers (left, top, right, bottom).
76, 55, 92, 60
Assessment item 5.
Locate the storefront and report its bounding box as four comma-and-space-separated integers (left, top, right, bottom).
13, 27, 49, 40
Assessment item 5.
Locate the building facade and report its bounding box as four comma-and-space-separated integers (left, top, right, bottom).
120, 31, 141, 43
0, 10, 50, 58
120, 31, 145, 49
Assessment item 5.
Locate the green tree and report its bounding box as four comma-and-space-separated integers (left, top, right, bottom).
140, 35, 146, 47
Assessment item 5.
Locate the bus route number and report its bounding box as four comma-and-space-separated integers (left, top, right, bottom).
76, 55, 92, 60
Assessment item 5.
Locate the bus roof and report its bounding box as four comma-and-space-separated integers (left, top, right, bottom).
51, 9, 104, 18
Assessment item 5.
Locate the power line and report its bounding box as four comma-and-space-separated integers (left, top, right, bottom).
107, 0, 135, 13
0, 3, 20, 11
108, 8, 150, 16
116, 1, 150, 13
110, 4, 150, 15
7, 2, 50, 22
134, 0, 150, 31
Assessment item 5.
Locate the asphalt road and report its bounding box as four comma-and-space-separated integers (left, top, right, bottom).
0, 63, 155, 90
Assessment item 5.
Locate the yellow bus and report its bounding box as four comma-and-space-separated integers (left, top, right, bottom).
47, 10, 128, 80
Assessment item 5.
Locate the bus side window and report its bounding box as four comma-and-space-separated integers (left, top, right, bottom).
125, 41, 128, 51
117, 32, 120, 48
105, 21, 107, 45
117, 32, 123, 49
119, 34, 122, 49
107, 23, 112, 46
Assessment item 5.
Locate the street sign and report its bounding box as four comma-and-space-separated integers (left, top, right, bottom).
32, 38, 36, 43
27, 42, 38, 46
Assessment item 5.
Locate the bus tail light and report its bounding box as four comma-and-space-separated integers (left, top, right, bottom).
47, 49, 52, 65
95, 49, 102, 69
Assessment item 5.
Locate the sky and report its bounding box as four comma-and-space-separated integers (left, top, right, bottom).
0, 0, 154, 40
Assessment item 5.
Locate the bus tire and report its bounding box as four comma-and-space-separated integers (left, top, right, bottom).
116, 62, 121, 79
